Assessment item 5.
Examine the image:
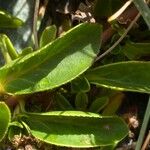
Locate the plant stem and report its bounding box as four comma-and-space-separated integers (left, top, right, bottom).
135, 96, 150, 150
101, 6, 138, 46
33, 0, 40, 49
141, 131, 150, 150
108, 0, 133, 22
95, 12, 140, 62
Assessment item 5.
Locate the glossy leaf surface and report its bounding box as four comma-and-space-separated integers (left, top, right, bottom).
40, 25, 57, 47
19, 47, 33, 57
0, 23, 102, 95
0, 102, 11, 142
0, 34, 18, 60
23, 111, 128, 148
86, 61, 150, 93
0, 10, 23, 28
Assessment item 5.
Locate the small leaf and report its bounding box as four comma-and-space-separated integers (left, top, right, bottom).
0, 102, 11, 142
23, 111, 128, 148
102, 92, 124, 115
89, 96, 109, 113
9, 121, 24, 128
19, 47, 33, 57
85, 61, 150, 93
75, 92, 88, 110
122, 41, 150, 60
0, 34, 18, 60
71, 76, 90, 93
54, 93, 73, 110
8, 126, 22, 141
8, 121, 23, 141
0, 23, 102, 95
0, 10, 23, 28
40, 25, 57, 47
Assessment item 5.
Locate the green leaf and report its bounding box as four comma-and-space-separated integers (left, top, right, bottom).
19, 47, 33, 57
54, 93, 73, 110
8, 126, 22, 141
75, 92, 88, 110
40, 25, 57, 48
89, 97, 109, 113
122, 41, 150, 60
0, 37, 12, 64
0, 23, 102, 95
23, 111, 128, 148
0, 10, 23, 28
102, 92, 124, 115
133, 0, 150, 29
9, 121, 24, 128
8, 121, 23, 141
85, 61, 150, 93
0, 102, 11, 142
71, 76, 90, 93
100, 145, 116, 150
0, 34, 18, 60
